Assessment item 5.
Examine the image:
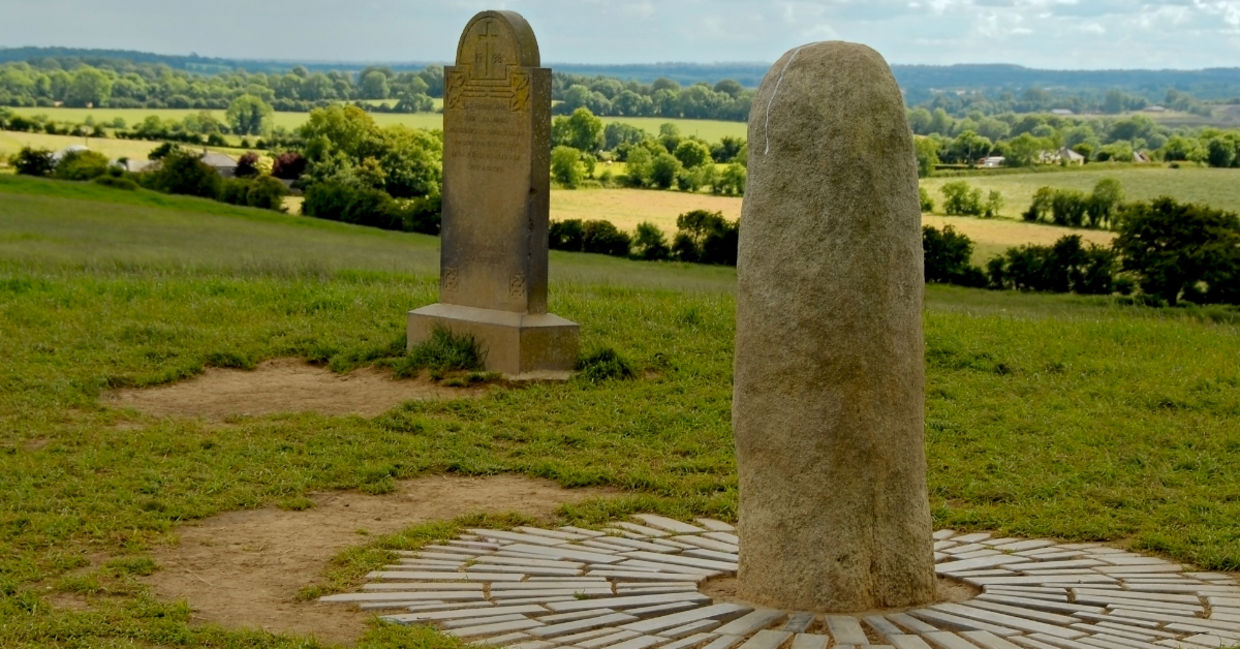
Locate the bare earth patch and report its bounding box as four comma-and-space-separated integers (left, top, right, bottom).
104, 358, 485, 420
143, 475, 614, 646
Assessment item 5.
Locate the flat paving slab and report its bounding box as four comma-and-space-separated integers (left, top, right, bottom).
322, 520, 1240, 648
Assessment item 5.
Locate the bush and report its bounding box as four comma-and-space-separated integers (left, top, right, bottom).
246, 175, 289, 211
302, 182, 434, 232
234, 151, 261, 178
581, 220, 631, 257
940, 180, 984, 216
922, 225, 985, 286
271, 151, 307, 180
1114, 197, 1240, 305
141, 150, 222, 199
672, 210, 738, 265
987, 235, 1117, 294
631, 222, 671, 261
549, 219, 585, 251
918, 185, 934, 212
53, 150, 111, 181
10, 147, 54, 176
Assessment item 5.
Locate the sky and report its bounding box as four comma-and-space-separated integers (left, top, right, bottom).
1, 0, 1238, 70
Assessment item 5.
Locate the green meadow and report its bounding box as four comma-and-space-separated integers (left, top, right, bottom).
4, 105, 746, 142
1, 174, 1239, 647
921, 165, 1240, 219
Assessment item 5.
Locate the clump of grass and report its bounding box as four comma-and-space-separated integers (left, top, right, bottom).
576, 348, 635, 382
391, 326, 485, 379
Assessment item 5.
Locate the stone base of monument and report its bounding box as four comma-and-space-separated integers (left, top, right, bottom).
408, 303, 579, 379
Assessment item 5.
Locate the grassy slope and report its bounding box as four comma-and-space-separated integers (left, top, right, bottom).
1, 175, 1238, 647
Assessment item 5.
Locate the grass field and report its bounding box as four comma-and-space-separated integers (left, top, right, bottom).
5, 106, 744, 142
0, 130, 255, 164
922, 164, 1240, 218
549, 187, 1113, 264
0, 173, 1238, 647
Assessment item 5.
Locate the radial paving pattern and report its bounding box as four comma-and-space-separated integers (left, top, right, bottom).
321, 515, 1240, 649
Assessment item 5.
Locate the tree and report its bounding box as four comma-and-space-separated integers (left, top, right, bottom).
226, 94, 273, 136
359, 69, 390, 99
914, 136, 940, 177
1086, 178, 1123, 229
65, 67, 112, 107
650, 152, 682, 190
940, 180, 983, 216
551, 145, 585, 188
1114, 197, 1240, 305
551, 107, 604, 153
672, 139, 712, 169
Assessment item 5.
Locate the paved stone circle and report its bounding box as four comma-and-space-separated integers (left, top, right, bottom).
321, 514, 1240, 649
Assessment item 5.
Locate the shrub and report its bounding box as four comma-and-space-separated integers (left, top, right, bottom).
631, 222, 671, 261
581, 220, 631, 257
673, 210, 738, 265
548, 219, 586, 251
53, 150, 111, 181
918, 185, 934, 212
940, 180, 983, 216
141, 150, 222, 199
922, 225, 985, 286
988, 235, 1117, 294
1114, 197, 1240, 305
234, 151, 261, 178
246, 175, 289, 211
10, 147, 54, 176
271, 151, 307, 180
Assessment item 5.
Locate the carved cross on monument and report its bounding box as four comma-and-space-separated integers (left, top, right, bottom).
474, 19, 502, 79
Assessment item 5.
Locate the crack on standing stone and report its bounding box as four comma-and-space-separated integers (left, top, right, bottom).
761, 46, 803, 156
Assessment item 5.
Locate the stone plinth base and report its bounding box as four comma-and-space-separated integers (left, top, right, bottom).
407, 303, 578, 379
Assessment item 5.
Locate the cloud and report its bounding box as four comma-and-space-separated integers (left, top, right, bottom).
1193, 0, 1240, 30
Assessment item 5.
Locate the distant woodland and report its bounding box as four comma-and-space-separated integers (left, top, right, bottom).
2, 47, 1239, 122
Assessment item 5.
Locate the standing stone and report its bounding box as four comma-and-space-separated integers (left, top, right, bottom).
733, 42, 935, 611
407, 10, 578, 377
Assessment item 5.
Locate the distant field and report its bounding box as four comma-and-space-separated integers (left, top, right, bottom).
0, 130, 252, 163
6, 106, 743, 142
922, 165, 1240, 218
549, 187, 1110, 265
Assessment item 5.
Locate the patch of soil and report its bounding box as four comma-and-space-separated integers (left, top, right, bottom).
104, 358, 485, 420
142, 474, 615, 646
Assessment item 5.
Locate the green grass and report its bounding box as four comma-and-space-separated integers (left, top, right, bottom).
7, 106, 746, 142
1, 174, 1239, 647
922, 164, 1240, 219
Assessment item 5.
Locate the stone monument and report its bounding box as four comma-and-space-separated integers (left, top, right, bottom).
732, 42, 936, 611
407, 10, 578, 377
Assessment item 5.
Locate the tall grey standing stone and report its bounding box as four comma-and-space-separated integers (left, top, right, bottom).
732, 41, 935, 612
407, 10, 578, 377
